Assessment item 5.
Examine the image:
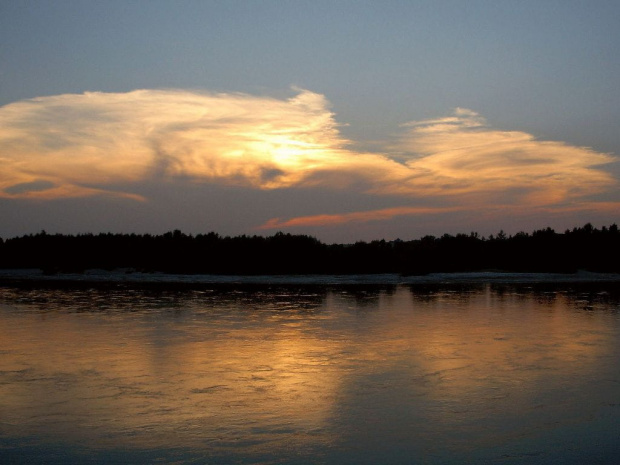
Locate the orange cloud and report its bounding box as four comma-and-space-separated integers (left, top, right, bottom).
0, 88, 407, 199
258, 200, 620, 231
396, 108, 616, 204
0, 90, 320, 196
0, 89, 616, 222
258, 205, 464, 229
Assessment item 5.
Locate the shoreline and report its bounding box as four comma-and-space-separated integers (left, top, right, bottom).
1, 268, 620, 286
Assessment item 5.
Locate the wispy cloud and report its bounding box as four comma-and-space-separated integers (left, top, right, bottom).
257, 206, 464, 229
395, 108, 616, 205
258, 201, 620, 231
0, 89, 352, 198
0, 89, 415, 200
0, 89, 616, 229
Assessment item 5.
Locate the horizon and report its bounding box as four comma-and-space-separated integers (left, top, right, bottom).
1, 220, 616, 245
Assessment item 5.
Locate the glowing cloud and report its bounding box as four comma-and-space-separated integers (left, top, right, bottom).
396, 108, 616, 204
0, 89, 616, 230
258, 201, 620, 231
0, 88, 403, 199
257, 206, 463, 229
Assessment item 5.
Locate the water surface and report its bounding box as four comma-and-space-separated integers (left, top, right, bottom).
1, 279, 619, 463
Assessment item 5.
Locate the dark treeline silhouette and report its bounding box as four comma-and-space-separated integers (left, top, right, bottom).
0, 223, 618, 275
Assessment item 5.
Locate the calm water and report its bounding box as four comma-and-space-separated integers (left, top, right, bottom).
1, 278, 619, 464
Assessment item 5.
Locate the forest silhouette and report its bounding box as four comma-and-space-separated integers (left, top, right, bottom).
0, 223, 618, 275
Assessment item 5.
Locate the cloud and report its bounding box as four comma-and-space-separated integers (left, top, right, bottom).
0, 88, 402, 199
257, 200, 620, 231
257, 206, 463, 229
0, 89, 616, 230
394, 108, 616, 205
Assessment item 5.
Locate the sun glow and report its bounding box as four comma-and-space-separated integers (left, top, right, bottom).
0, 88, 616, 228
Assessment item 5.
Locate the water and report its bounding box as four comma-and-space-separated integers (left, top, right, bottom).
1, 277, 619, 464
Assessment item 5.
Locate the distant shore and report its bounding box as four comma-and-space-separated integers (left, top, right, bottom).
1, 223, 619, 276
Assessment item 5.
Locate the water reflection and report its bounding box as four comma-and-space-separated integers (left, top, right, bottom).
0, 283, 619, 463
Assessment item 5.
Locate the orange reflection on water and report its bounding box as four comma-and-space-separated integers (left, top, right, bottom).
0, 310, 341, 454
0, 283, 618, 461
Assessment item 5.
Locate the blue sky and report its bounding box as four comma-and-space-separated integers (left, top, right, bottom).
1, 1, 619, 242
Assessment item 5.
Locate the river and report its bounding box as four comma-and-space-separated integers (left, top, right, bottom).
1, 274, 619, 464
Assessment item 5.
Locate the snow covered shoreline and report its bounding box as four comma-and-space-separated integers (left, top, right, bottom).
1, 268, 619, 285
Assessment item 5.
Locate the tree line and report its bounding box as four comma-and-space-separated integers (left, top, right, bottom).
0, 223, 618, 275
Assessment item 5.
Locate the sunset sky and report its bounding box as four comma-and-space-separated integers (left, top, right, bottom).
1, 1, 619, 242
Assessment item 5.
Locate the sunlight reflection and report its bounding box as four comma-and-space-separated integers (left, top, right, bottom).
0, 284, 618, 461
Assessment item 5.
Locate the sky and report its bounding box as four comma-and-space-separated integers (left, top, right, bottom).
1, 0, 619, 243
